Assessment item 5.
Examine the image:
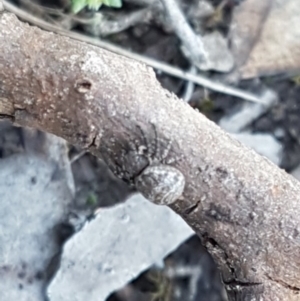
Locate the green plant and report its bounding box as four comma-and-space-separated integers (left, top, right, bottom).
72, 0, 122, 13
147, 270, 172, 301
86, 192, 98, 206
290, 75, 300, 86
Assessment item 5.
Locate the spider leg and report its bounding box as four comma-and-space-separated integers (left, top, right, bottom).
136, 124, 153, 163
161, 139, 172, 163
151, 123, 159, 164
136, 124, 148, 148
149, 123, 173, 164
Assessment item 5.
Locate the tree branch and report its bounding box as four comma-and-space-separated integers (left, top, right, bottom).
1, 7, 300, 301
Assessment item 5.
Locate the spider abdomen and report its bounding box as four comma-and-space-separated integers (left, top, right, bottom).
134, 165, 185, 205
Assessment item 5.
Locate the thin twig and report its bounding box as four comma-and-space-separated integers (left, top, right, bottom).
160, 0, 208, 67
70, 150, 87, 164
3, 0, 266, 104
181, 65, 196, 102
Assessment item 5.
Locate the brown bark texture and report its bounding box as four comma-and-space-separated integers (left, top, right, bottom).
1, 6, 300, 301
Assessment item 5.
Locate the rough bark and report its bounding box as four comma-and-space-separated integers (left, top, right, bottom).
1, 6, 300, 301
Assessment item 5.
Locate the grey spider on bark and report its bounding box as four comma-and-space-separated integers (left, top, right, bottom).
110, 123, 186, 206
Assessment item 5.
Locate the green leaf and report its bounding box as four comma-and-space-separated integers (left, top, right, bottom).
106, 0, 122, 8
72, 0, 88, 13
72, 0, 122, 13
87, 0, 103, 10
